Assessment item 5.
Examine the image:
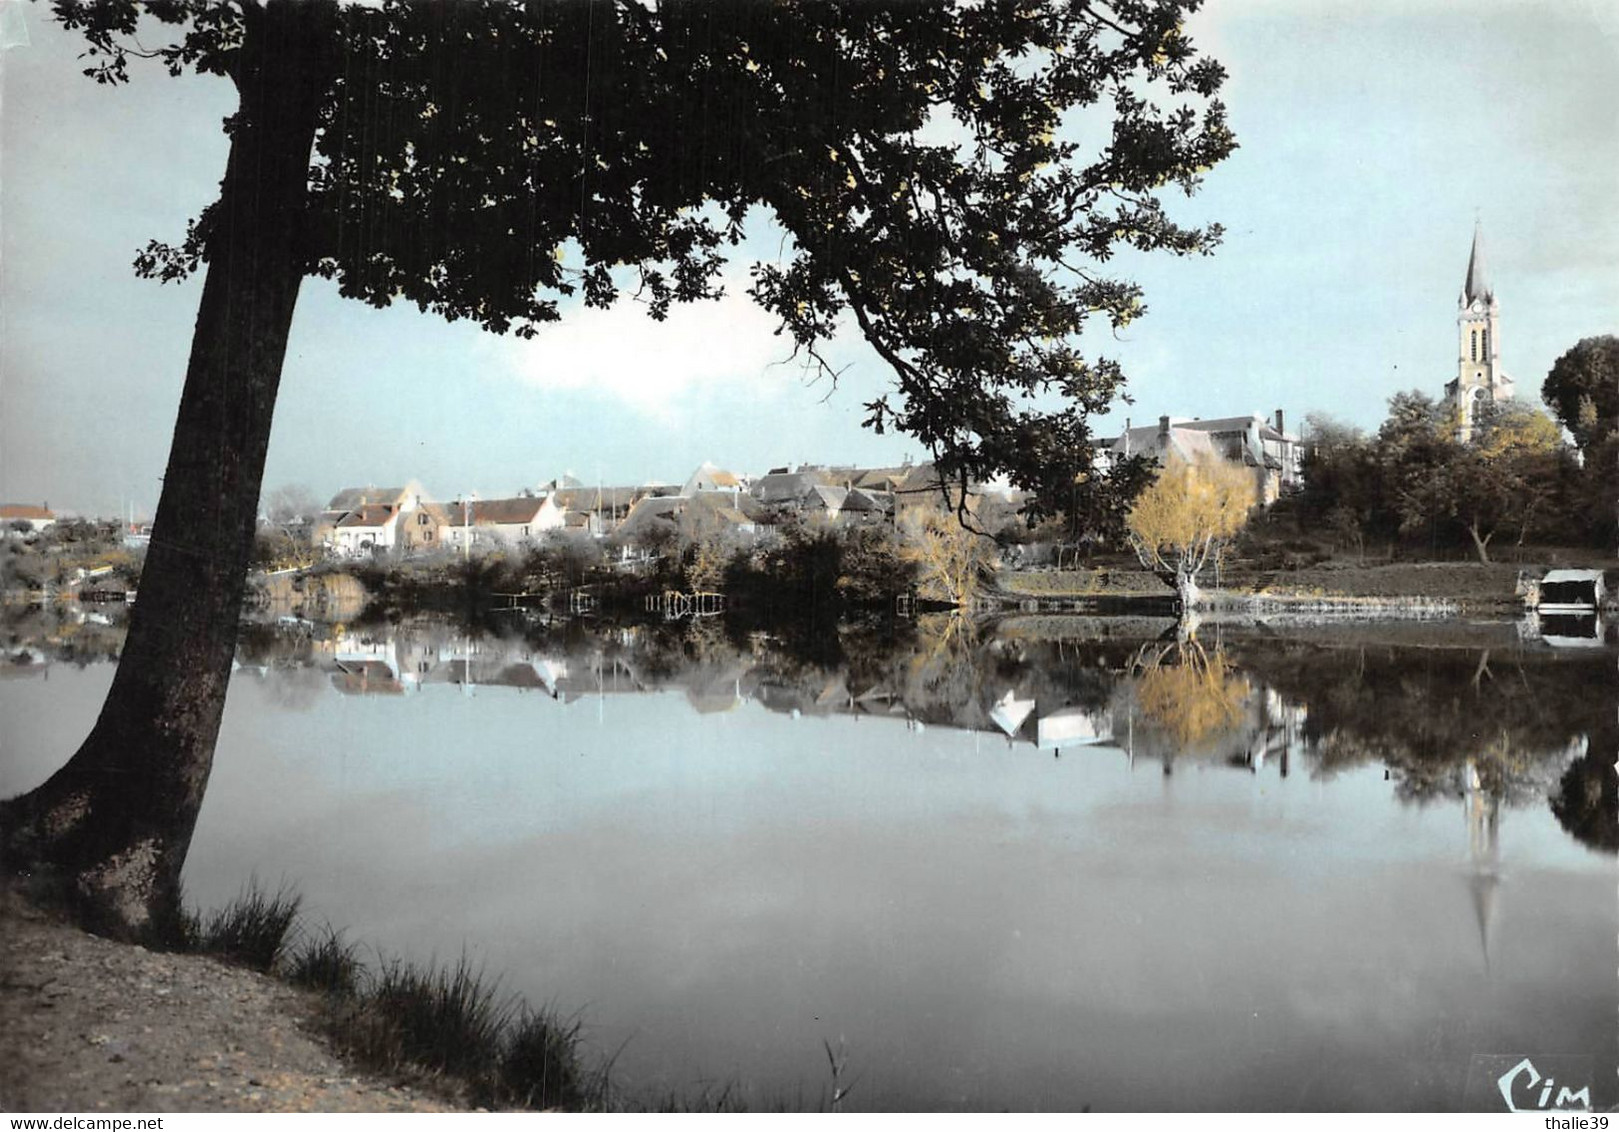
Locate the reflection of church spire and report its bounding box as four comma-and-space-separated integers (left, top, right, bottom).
1464, 758, 1502, 972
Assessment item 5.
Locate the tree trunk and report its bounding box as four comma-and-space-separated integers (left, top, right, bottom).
0, 0, 339, 940
1176, 567, 1201, 613
1467, 519, 1493, 565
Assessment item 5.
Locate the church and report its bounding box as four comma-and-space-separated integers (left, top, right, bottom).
1443, 221, 1514, 442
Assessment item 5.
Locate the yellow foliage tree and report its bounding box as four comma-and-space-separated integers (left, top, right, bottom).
1125, 456, 1253, 609
898, 506, 999, 607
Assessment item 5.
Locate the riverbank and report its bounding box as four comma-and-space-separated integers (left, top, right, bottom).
996, 559, 1618, 614
0, 885, 463, 1113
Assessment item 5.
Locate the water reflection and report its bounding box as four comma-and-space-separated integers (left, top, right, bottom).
4, 604, 1615, 1110
9, 605, 1614, 853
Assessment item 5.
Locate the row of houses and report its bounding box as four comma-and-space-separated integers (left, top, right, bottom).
279, 410, 1307, 560
303, 458, 964, 559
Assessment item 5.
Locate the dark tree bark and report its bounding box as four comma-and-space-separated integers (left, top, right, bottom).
0, 0, 339, 939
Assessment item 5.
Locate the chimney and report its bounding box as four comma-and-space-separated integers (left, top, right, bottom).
1158, 415, 1171, 438
1122, 417, 1132, 457
1274, 409, 1285, 434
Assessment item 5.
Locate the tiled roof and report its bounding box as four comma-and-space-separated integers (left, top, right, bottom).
330, 661, 404, 695
682, 462, 744, 494
752, 470, 835, 504
414, 503, 460, 525
806, 485, 848, 511
336, 505, 398, 528
852, 467, 911, 490
328, 486, 409, 510
0, 504, 54, 521
463, 497, 547, 525
841, 488, 892, 513
617, 496, 683, 533
1176, 415, 1263, 435
1109, 425, 1220, 466
549, 486, 643, 511
690, 490, 762, 520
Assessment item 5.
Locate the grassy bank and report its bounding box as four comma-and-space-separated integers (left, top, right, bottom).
997, 556, 1617, 613
154, 882, 833, 1112
154, 883, 605, 1111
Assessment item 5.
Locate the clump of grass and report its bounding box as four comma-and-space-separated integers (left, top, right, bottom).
197, 880, 301, 972
286, 925, 362, 998
337, 953, 511, 1093
498, 1005, 592, 1109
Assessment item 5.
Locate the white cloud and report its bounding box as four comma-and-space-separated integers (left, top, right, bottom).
485, 272, 821, 419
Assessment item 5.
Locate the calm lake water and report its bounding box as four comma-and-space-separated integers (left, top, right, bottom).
3, 608, 1614, 1111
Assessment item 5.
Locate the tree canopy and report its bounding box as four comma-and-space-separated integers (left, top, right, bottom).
1541, 334, 1619, 453
63, 0, 1234, 517
1300, 391, 1593, 560
7, 0, 1235, 937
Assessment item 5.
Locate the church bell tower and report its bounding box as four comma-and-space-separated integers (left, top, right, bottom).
1445, 221, 1513, 442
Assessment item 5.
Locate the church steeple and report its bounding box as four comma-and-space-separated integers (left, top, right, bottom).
1460, 220, 1492, 307
1445, 221, 1513, 442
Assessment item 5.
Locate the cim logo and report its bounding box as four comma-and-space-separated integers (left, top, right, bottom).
1467, 1055, 1595, 1112
1497, 1058, 1592, 1112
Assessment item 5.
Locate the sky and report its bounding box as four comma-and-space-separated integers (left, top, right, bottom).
2, 0, 1616, 518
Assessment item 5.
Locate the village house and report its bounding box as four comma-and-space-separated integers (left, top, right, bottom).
548, 485, 651, 536
0, 503, 56, 534
440, 495, 567, 551
680, 461, 748, 497
315, 482, 430, 556
330, 504, 408, 558
400, 502, 456, 554
614, 491, 762, 563
1104, 412, 1303, 505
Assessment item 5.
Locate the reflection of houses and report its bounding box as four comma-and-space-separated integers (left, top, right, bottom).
1037, 706, 1113, 750
276, 621, 1314, 782
316, 623, 578, 697
1104, 412, 1303, 504
0, 646, 52, 679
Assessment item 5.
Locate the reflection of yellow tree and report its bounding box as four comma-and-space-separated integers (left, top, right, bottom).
901, 612, 983, 721
898, 506, 997, 606
1135, 641, 1250, 749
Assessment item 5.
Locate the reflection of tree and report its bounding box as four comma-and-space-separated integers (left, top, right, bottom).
1233, 639, 1611, 810
900, 614, 987, 727
1551, 724, 1618, 854
1132, 640, 1252, 752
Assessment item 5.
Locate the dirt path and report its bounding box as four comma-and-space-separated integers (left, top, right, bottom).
0, 886, 463, 1113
